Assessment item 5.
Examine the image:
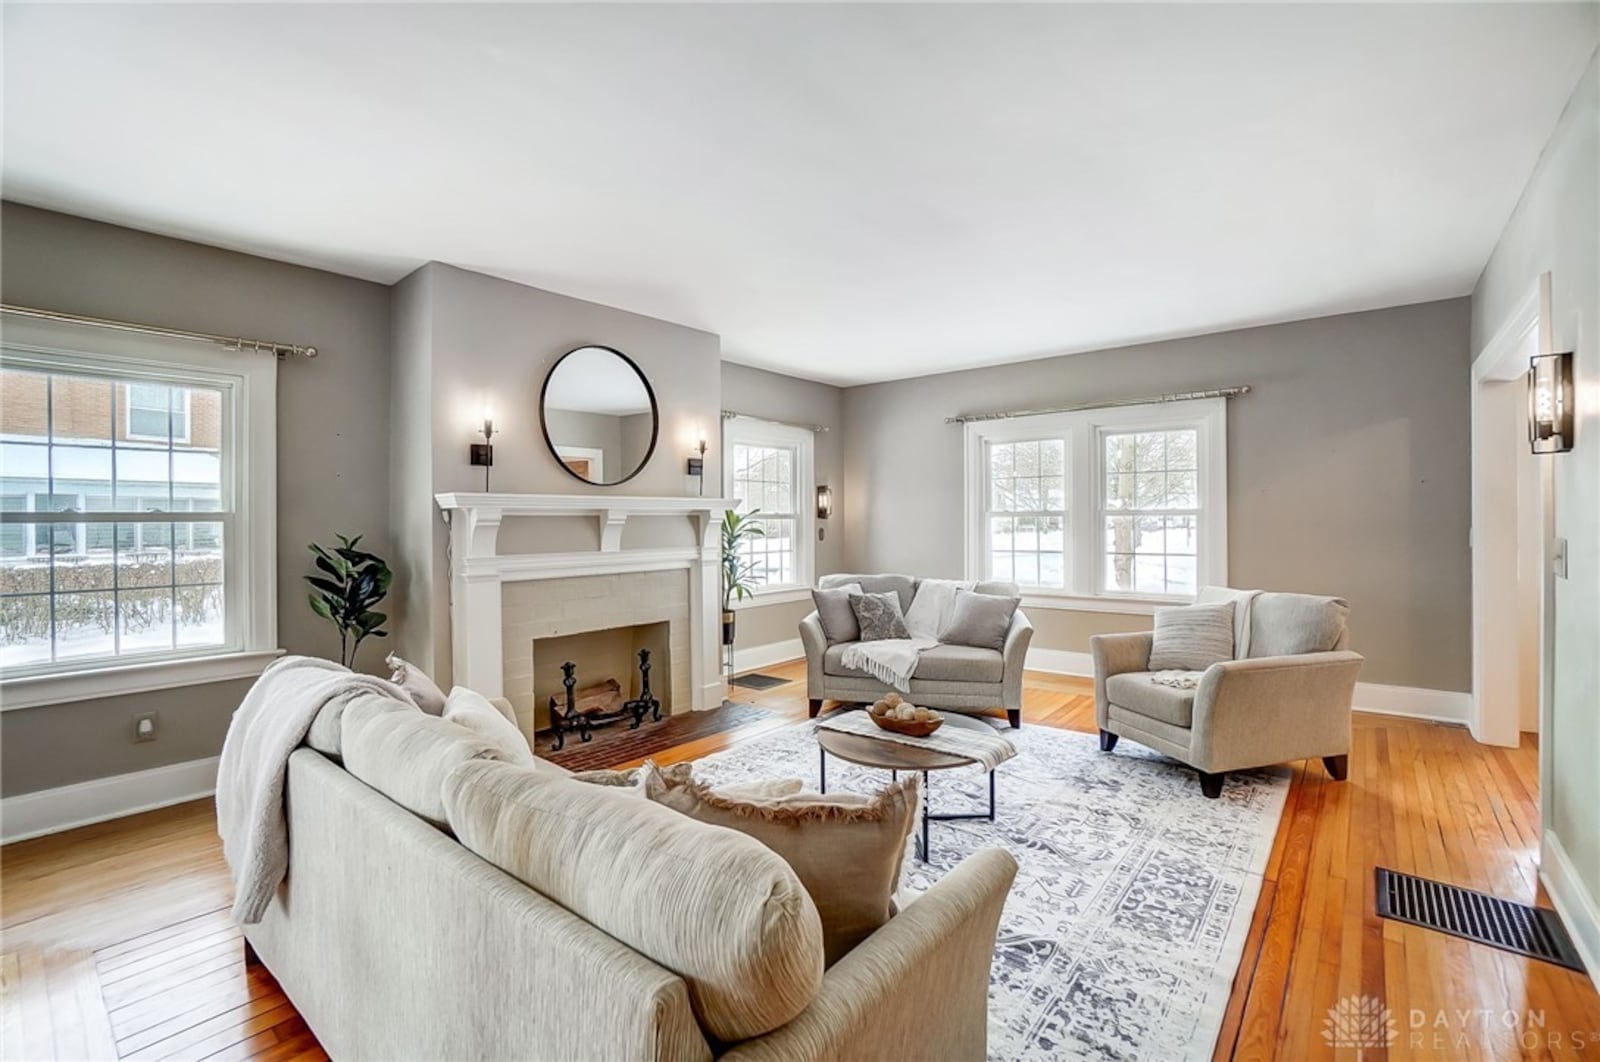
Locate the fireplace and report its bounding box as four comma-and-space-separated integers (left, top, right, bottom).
531, 620, 671, 733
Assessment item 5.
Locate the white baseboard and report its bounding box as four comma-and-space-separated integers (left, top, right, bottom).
1026, 647, 1095, 676
1350, 682, 1471, 725
0, 756, 219, 844
1541, 829, 1600, 990
731, 638, 805, 675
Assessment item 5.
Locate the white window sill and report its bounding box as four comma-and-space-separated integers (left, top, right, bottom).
1018, 592, 1192, 616
730, 587, 814, 610
0, 649, 285, 711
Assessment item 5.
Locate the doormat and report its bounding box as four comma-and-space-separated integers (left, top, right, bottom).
731, 672, 792, 691
537, 700, 772, 773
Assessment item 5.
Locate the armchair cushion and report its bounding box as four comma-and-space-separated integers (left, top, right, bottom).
1105, 672, 1196, 728
1247, 593, 1349, 658
1148, 601, 1235, 671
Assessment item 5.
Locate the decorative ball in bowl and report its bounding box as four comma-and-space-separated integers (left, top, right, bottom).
868, 696, 943, 737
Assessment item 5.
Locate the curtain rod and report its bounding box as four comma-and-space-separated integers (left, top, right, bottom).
945, 386, 1250, 424
722, 410, 829, 433
1, 303, 319, 360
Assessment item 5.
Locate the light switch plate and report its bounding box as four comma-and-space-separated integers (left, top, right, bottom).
1553, 537, 1569, 579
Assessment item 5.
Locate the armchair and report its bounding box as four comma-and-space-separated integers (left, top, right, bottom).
1090, 591, 1363, 797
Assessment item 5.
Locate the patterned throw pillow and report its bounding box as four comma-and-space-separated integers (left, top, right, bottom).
1148, 601, 1236, 671
850, 591, 911, 641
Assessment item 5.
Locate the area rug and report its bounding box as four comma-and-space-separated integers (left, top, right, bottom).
690, 718, 1290, 1062
536, 701, 771, 772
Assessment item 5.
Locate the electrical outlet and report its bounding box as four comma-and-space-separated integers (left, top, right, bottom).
1553, 537, 1569, 580
134, 712, 158, 743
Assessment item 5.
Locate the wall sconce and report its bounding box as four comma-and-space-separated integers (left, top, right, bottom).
685, 434, 708, 496
470, 408, 496, 490
816, 485, 833, 519
1528, 351, 1575, 454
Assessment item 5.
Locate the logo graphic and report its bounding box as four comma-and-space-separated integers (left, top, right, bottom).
1323, 995, 1398, 1054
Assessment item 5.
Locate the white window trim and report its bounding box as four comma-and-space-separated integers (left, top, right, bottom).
964, 398, 1227, 606
124, 383, 194, 445
0, 316, 278, 709
723, 417, 816, 597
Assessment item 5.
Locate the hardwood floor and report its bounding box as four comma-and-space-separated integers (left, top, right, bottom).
4, 659, 1596, 1060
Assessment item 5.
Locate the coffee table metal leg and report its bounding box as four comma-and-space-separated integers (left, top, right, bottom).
921, 771, 931, 863
819, 746, 827, 794
988, 769, 996, 821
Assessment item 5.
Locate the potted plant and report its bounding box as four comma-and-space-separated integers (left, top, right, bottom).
305, 533, 392, 669
720, 509, 765, 647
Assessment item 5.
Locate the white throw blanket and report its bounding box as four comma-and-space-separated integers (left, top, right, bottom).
217, 655, 412, 924
1151, 671, 1203, 690
841, 579, 973, 691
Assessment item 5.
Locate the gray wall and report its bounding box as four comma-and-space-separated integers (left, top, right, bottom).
841, 298, 1473, 691
721, 363, 846, 654
1471, 53, 1599, 930
391, 263, 724, 686
0, 203, 394, 796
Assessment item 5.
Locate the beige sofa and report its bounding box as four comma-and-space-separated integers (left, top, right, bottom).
800, 574, 1034, 728
244, 690, 1018, 1061
1090, 590, 1363, 798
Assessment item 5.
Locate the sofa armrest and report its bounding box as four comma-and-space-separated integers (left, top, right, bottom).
1190, 650, 1364, 773
799, 611, 828, 699
721, 847, 1018, 1062
1089, 632, 1154, 728
1000, 609, 1034, 710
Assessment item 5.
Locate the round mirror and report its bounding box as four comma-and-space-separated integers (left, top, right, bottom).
539, 345, 659, 486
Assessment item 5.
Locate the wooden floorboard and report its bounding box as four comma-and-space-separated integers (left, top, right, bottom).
3, 658, 1596, 1060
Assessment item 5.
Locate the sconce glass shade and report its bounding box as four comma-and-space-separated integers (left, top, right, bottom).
816, 485, 833, 519
1528, 351, 1575, 454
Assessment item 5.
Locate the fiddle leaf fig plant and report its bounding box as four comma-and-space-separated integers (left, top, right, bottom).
721, 509, 766, 611
306, 533, 392, 669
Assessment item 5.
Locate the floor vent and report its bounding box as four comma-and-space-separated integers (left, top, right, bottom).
731, 672, 790, 691
1375, 868, 1585, 971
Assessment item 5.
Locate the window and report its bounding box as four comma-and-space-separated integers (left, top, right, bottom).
1, 315, 278, 704
125, 383, 191, 443
724, 418, 815, 594
966, 399, 1226, 605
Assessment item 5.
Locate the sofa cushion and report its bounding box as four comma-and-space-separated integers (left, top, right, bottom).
443, 760, 825, 1043
915, 644, 1006, 683
851, 591, 911, 641
443, 687, 536, 767
938, 589, 1019, 651
811, 582, 864, 644
643, 763, 916, 967
341, 695, 507, 828
385, 653, 447, 715
973, 579, 1021, 597
1105, 672, 1197, 729
1247, 592, 1349, 657
1148, 601, 1235, 671
819, 573, 917, 614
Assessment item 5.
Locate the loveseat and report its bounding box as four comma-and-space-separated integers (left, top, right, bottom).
800, 573, 1034, 728
244, 687, 1018, 1060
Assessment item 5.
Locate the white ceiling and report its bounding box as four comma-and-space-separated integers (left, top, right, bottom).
4, 4, 1596, 386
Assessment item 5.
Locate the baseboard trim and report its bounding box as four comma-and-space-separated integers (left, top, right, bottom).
1350, 682, 1471, 725
1026, 647, 1095, 676
1, 756, 220, 844
731, 638, 805, 676
1541, 829, 1600, 990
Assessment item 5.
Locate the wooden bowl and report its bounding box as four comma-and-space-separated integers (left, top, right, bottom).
868, 706, 944, 737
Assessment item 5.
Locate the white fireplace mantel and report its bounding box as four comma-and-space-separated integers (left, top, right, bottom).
435, 493, 733, 710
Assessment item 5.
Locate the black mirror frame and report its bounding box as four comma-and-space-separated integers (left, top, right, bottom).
538, 344, 660, 487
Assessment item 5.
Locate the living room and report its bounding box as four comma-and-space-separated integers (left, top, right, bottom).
2, 3, 1598, 1060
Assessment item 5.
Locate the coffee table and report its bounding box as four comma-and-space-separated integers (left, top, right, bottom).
816, 712, 1000, 862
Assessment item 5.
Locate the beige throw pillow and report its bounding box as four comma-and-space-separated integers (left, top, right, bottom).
443, 687, 536, 768
443, 760, 824, 1042
643, 763, 919, 967
385, 653, 447, 715
1148, 601, 1236, 671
